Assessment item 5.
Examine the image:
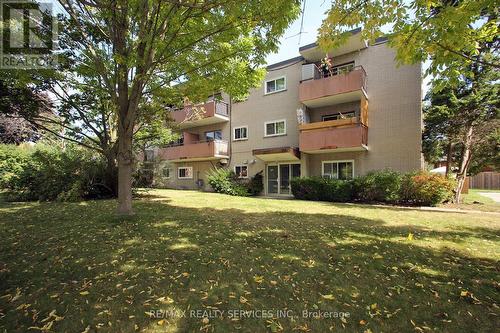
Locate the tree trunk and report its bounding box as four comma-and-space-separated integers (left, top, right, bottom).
454, 126, 473, 203
445, 141, 453, 177
117, 131, 134, 214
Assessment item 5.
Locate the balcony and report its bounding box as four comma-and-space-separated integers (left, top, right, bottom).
299, 66, 367, 108
172, 100, 229, 129
158, 139, 229, 162
299, 118, 368, 153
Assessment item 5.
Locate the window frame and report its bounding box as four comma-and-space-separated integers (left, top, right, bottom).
322, 111, 356, 122
177, 166, 193, 179
264, 76, 286, 95
331, 61, 355, 76
264, 119, 287, 137
204, 129, 222, 141
233, 125, 248, 141
321, 160, 355, 180
234, 165, 249, 179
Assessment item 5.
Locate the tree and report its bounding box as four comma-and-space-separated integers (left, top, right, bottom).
423, 58, 499, 202
0, 79, 50, 144
318, 0, 499, 79
54, 0, 300, 215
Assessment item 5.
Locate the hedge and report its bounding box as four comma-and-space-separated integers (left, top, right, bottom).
0, 144, 112, 202
291, 170, 455, 206
290, 177, 354, 202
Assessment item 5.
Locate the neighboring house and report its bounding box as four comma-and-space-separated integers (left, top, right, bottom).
154, 30, 423, 195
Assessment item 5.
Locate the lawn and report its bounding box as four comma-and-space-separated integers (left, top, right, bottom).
0, 189, 499, 332
441, 189, 500, 213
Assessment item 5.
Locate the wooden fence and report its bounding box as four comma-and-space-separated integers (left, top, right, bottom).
469, 172, 500, 190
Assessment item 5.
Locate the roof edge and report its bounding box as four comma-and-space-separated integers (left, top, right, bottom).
266, 56, 304, 70
298, 27, 362, 52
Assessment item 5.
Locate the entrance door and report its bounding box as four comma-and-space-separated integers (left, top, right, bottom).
267, 163, 301, 195
267, 165, 279, 194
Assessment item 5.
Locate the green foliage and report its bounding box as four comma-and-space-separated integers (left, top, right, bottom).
207, 168, 249, 197
400, 171, 455, 206
0, 144, 31, 188
245, 171, 264, 196
319, 0, 499, 80
291, 177, 354, 202
354, 169, 402, 203
0, 144, 112, 201
292, 170, 455, 206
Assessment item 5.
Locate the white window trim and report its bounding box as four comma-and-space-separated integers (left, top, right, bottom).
264, 119, 287, 137
177, 166, 193, 179
233, 125, 248, 141
321, 160, 355, 179
264, 76, 286, 95
234, 165, 249, 179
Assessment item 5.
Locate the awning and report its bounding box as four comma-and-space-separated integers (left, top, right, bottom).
252, 147, 300, 162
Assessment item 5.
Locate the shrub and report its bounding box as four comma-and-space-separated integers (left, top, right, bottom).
245, 171, 264, 196
291, 177, 354, 202
354, 169, 402, 203
0, 144, 31, 188
207, 167, 249, 196
0, 144, 112, 201
400, 171, 455, 206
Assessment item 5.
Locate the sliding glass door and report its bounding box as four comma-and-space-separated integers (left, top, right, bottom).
267, 163, 300, 195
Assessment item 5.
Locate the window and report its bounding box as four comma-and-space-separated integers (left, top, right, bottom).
234, 165, 248, 178
162, 167, 171, 179
205, 130, 222, 141
322, 161, 354, 180
322, 111, 356, 122
178, 167, 193, 179
331, 62, 355, 76
233, 126, 248, 141
265, 76, 286, 94
265, 120, 286, 137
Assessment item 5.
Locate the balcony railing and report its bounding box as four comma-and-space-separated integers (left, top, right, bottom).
171, 100, 229, 128
299, 66, 367, 106
158, 139, 229, 161
299, 118, 368, 152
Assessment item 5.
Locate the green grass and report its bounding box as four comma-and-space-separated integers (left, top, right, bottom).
442, 189, 500, 212
0, 189, 499, 333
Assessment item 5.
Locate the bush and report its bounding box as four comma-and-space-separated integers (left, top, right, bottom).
0, 144, 31, 188
291, 177, 354, 202
354, 169, 402, 203
207, 167, 249, 196
400, 171, 455, 206
245, 171, 264, 196
0, 144, 112, 201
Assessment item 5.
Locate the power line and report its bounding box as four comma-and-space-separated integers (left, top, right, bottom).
298, 0, 307, 45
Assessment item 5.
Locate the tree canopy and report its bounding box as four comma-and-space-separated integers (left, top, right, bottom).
319, 0, 499, 79
52, 0, 301, 214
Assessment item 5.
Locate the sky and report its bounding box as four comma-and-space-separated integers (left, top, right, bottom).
265, 1, 329, 65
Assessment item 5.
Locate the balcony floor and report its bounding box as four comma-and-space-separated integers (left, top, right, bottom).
177, 114, 229, 129
301, 89, 367, 108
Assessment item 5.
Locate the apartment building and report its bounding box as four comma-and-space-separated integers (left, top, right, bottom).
155, 30, 423, 195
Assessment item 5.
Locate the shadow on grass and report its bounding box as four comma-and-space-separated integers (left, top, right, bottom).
0, 198, 499, 332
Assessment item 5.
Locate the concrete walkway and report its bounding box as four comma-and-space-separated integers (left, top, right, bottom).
478, 192, 500, 203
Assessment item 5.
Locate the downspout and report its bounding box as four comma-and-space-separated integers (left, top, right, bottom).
228, 95, 232, 168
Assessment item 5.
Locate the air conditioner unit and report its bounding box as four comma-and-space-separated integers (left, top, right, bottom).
219, 158, 229, 164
